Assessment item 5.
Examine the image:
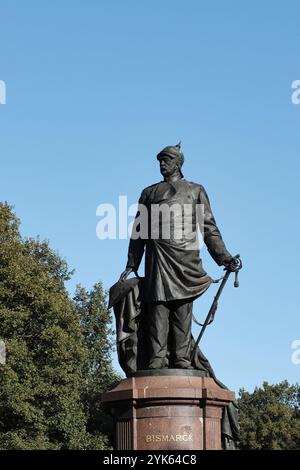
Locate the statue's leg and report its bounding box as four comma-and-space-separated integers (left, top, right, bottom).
171, 299, 193, 369
147, 301, 170, 369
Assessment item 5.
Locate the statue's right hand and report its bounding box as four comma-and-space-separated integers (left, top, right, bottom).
119, 267, 133, 282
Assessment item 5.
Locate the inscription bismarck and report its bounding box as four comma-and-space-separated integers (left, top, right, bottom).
145, 434, 193, 443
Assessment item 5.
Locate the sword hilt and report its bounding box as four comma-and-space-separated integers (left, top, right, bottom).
232, 254, 242, 288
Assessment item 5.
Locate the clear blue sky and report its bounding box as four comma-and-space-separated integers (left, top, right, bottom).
1, 0, 299, 393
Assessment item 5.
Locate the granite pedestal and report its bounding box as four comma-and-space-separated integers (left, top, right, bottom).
102, 370, 235, 450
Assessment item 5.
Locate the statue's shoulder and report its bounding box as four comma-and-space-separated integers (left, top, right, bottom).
183, 179, 204, 194
141, 181, 161, 195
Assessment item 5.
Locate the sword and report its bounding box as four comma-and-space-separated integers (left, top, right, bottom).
191, 254, 242, 362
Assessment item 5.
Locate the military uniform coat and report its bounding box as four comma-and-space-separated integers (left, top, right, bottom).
126, 179, 231, 302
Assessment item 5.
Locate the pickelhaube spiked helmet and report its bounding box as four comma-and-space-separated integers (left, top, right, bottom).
156, 142, 185, 169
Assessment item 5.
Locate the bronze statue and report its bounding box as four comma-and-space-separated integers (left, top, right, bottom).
114, 143, 239, 371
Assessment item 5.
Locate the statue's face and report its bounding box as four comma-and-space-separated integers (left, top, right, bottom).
159, 155, 179, 177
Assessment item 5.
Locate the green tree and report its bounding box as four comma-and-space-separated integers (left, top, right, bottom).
0, 203, 119, 449
74, 283, 121, 448
239, 381, 300, 450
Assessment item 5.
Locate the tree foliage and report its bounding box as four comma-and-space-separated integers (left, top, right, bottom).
239, 381, 300, 450
74, 283, 120, 447
0, 203, 120, 449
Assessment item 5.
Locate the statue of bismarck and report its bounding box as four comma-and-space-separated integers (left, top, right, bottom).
118, 143, 239, 370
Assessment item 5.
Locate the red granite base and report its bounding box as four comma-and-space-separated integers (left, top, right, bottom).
102, 373, 235, 450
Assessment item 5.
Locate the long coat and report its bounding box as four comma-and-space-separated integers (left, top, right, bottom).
126, 178, 231, 302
